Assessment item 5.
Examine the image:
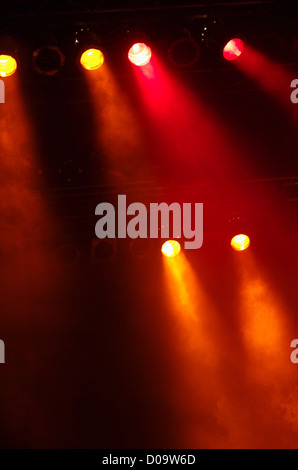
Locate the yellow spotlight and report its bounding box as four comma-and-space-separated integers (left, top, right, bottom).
161, 240, 181, 257
231, 234, 250, 251
0, 54, 17, 77
80, 48, 104, 71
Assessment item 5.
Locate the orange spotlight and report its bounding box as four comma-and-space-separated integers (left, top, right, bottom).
128, 43, 152, 66
161, 240, 181, 257
80, 48, 104, 70
223, 38, 244, 61
0, 54, 17, 77
231, 234, 250, 251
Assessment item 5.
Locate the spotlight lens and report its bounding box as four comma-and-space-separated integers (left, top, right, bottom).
0, 54, 17, 77
128, 43, 152, 66
162, 240, 181, 258
223, 38, 244, 61
80, 48, 104, 70
231, 234, 250, 251
33, 46, 65, 76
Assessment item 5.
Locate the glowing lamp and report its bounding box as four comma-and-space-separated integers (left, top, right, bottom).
128, 43, 152, 66
161, 240, 181, 258
0, 54, 17, 77
231, 234, 250, 251
223, 38, 244, 61
80, 48, 104, 70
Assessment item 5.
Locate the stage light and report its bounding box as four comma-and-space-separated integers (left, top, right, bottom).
231, 234, 250, 251
129, 238, 152, 258
56, 244, 81, 267
0, 54, 17, 77
74, 26, 105, 72
198, 19, 244, 64
91, 238, 117, 263
32, 45, 65, 76
128, 43, 152, 66
0, 35, 18, 77
168, 37, 200, 68
223, 38, 244, 61
161, 240, 181, 258
80, 48, 104, 70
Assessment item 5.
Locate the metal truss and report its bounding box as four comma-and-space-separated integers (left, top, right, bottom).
39, 176, 298, 221
0, 1, 275, 18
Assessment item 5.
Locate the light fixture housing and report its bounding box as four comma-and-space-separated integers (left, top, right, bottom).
123, 24, 152, 67
0, 35, 18, 77
168, 36, 200, 68
31, 33, 65, 76
32, 44, 65, 76
74, 26, 105, 71
129, 238, 152, 258
166, 23, 201, 68
91, 238, 117, 263
228, 214, 251, 252
56, 244, 81, 266
199, 19, 245, 64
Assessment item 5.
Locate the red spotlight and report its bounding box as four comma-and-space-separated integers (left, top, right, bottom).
223, 38, 244, 61
128, 43, 152, 66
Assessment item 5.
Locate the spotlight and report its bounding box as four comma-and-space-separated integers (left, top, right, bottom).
56, 244, 81, 267
91, 238, 117, 263
161, 240, 181, 258
0, 35, 18, 77
199, 20, 245, 64
32, 45, 65, 76
231, 234, 250, 251
228, 214, 251, 251
223, 38, 244, 61
167, 24, 200, 69
74, 26, 105, 71
128, 43, 152, 66
122, 24, 152, 67
0, 54, 17, 77
80, 48, 104, 70
129, 238, 152, 259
